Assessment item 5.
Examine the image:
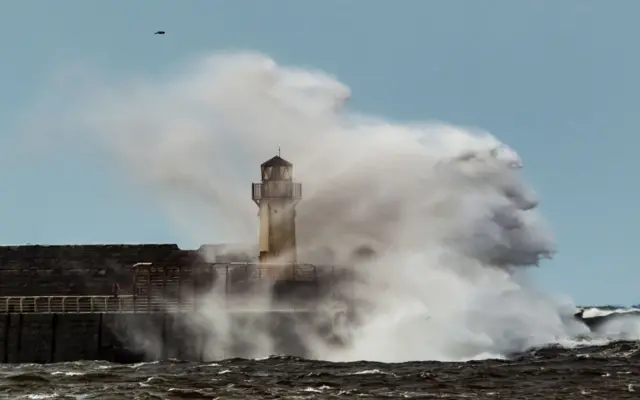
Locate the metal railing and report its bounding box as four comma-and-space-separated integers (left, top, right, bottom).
0, 295, 194, 314
131, 263, 325, 295
210, 262, 322, 281
0, 295, 320, 314
251, 181, 302, 201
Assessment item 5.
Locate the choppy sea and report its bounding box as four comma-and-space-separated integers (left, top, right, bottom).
1, 306, 640, 400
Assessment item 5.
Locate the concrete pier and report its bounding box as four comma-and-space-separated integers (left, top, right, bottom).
0, 247, 343, 364
0, 257, 340, 364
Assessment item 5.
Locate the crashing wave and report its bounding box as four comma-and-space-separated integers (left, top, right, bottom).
29, 50, 637, 362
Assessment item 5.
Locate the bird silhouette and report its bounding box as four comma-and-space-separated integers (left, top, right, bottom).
154, 31, 165, 35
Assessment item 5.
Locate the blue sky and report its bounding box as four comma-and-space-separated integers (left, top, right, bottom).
0, 1, 638, 305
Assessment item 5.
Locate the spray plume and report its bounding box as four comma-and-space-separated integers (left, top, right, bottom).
32, 51, 594, 361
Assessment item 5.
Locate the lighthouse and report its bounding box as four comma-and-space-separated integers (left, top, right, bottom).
252, 153, 302, 278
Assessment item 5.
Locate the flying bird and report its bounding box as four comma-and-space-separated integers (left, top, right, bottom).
154, 31, 165, 35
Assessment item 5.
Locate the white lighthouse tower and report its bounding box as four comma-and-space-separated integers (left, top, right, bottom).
251, 154, 302, 278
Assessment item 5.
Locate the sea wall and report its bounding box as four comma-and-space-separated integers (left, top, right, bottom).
0, 244, 203, 297
0, 311, 320, 363
0, 313, 115, 363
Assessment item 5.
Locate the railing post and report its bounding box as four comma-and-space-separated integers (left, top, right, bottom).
162, 266, 167, 301
177, 266, 182, 311
224, 264, 231, 302
332, 265, 336, 299
132, 264, 137, 300
192, 266, 197, 312
147, 265, 152, 312
0, 295, 137, 314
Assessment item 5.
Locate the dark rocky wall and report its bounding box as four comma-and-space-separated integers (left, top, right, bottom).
0, 244, 202, 297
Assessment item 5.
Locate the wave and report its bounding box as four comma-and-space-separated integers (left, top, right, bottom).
576, 306, 640, 342
25, 51, 637, 362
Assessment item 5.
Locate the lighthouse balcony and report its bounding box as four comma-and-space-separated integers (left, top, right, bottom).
252, 182, 302, 201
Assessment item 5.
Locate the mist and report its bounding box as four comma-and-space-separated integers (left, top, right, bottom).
27, 51, 593, 361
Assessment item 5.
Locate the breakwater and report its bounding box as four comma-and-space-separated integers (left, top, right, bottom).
0, 295, 324, 363
0, 245, 191, 363
0, 244, 209, 297
0, 244, 337, 363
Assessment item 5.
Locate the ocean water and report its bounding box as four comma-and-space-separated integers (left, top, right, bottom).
1, 343, 639, 399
